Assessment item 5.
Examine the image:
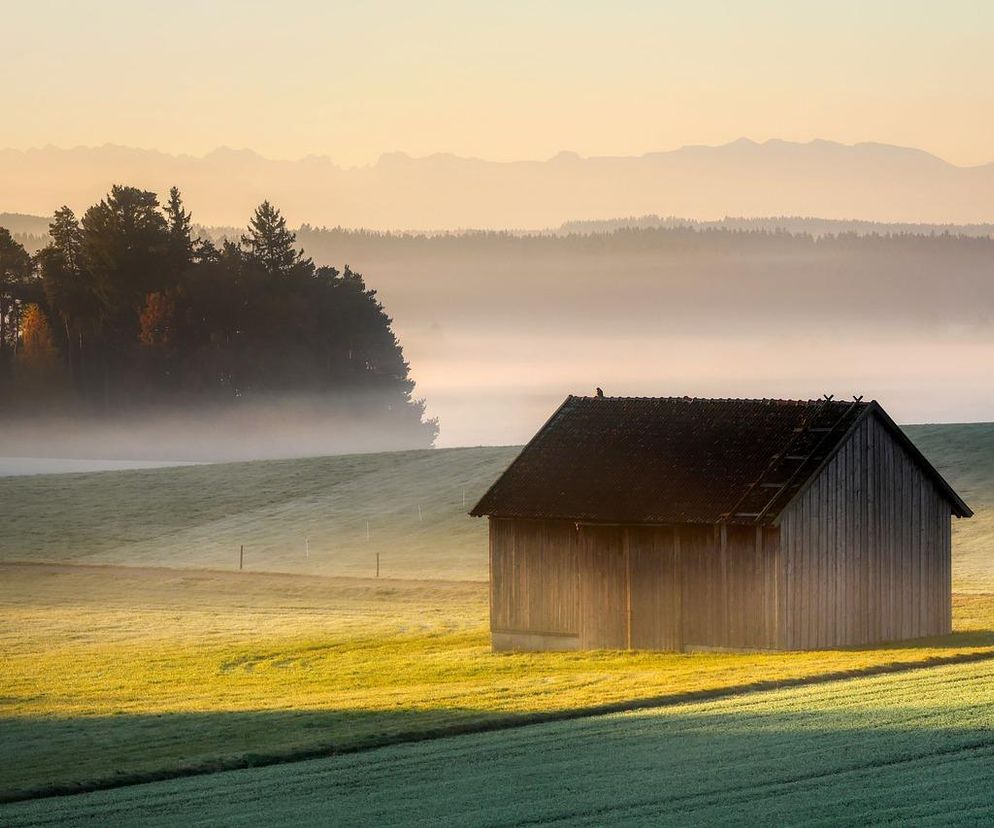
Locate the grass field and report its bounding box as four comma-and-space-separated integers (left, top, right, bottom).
1, 424, 991, 587
905, 422, 994, 591
3, 562, 994, 803
7, 656, 994, 826
2, 422, 994, 822
0, 446, 517, 581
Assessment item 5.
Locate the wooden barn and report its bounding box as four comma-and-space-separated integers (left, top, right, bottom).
470, 396, 971, 652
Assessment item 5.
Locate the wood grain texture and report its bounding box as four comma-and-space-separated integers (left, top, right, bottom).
779, 413, 952, 648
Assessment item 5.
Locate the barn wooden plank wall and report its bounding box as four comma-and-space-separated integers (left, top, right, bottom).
778, 413, 952, 649
489, 518, 579, 646
490, 519, 780, 651
674, 525, 780, 650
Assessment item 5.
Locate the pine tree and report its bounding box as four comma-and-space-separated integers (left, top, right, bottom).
164, 186, 194, 267
49, 207, 83, 273
241, 201, 308, 277
0, 228, 33, 359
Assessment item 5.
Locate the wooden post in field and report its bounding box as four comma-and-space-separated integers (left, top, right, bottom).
366, 520, 370, 541
418, 503, 423, 522
462, 488, 466, 508
239, 544, 244, 571
305, 537, 309, 559
376, 552, 380, 578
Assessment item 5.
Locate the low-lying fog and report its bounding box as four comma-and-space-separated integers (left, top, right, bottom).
5, 227, 994, 461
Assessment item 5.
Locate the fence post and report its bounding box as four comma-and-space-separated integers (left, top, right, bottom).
376, 552, 380, 578
239, 544, 244, 571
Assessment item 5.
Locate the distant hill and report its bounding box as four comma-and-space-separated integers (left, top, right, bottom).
2, 139, 993, 229
0, 425, 990, 589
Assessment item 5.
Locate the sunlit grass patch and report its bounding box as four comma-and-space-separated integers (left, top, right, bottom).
4, 563, 994, 801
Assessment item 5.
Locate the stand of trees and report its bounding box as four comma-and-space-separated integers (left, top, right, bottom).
0, 186, 437, 447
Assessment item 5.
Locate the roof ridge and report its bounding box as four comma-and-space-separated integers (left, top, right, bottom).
572, 395, 866, 405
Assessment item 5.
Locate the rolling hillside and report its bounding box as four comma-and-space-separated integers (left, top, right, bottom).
1, 423, 992, 587
0, 446, 517, 582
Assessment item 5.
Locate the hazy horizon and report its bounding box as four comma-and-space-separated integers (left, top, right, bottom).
4, 138, 994, 228
4, 1, 994, 456
6, 2, 994, 167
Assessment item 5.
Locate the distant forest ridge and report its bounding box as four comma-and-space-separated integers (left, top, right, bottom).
7, 213, 994, 256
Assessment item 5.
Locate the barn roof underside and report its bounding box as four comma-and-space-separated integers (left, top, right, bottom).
471, 396, 971, 525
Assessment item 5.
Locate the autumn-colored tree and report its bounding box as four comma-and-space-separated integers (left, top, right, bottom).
13, 304, 66, 402
20, 304, 58, 360
138, 291, 176, 347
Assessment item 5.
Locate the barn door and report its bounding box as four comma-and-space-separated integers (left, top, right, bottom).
577, 525, 628, 648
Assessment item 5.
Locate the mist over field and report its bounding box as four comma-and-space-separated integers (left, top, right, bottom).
286, 227, 994, 445
6, 214, 994, 452
0, 395, 442, 464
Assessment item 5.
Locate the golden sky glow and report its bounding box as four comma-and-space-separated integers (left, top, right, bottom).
5, 1, 994, 166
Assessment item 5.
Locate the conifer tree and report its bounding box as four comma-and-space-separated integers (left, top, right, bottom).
242, 201, 308, 276
164, 186, 194, 267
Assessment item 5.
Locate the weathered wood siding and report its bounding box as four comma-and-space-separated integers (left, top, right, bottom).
778, 412, 952, 649
489, 518, 579, 649
490, 519, 779, 651
628, 526, 682, 650
679, 524, 781, 650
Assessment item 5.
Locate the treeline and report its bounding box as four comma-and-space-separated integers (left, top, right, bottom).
0, 186, 437, 446
557, 214, 994, 237
277, 223, 994, 269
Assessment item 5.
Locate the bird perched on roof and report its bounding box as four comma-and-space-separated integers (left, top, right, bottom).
595, 387, 604, 398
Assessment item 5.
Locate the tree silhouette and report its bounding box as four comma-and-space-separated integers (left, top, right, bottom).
164, 186, 194, 269
2, 187, 438, 447
242, 201, 309, 277
0, 229, 32, 364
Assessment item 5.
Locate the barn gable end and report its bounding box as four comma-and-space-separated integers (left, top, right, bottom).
777, 407, 957, 649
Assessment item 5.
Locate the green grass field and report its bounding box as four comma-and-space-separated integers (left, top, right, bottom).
0, 446, 517, 581
7, 657, 994, 826
905, 423, 994, 591
6, 563, 994, 803
1, 424, 991, 587
2, 422, 994, 823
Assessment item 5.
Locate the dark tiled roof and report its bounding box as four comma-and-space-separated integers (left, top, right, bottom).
471, 396, 969, 525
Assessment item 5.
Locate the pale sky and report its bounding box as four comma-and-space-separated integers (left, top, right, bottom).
5, 0, 994, 167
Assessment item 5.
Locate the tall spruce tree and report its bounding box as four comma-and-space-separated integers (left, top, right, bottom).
242, 201, 309, 277
164, 186, 194, 268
